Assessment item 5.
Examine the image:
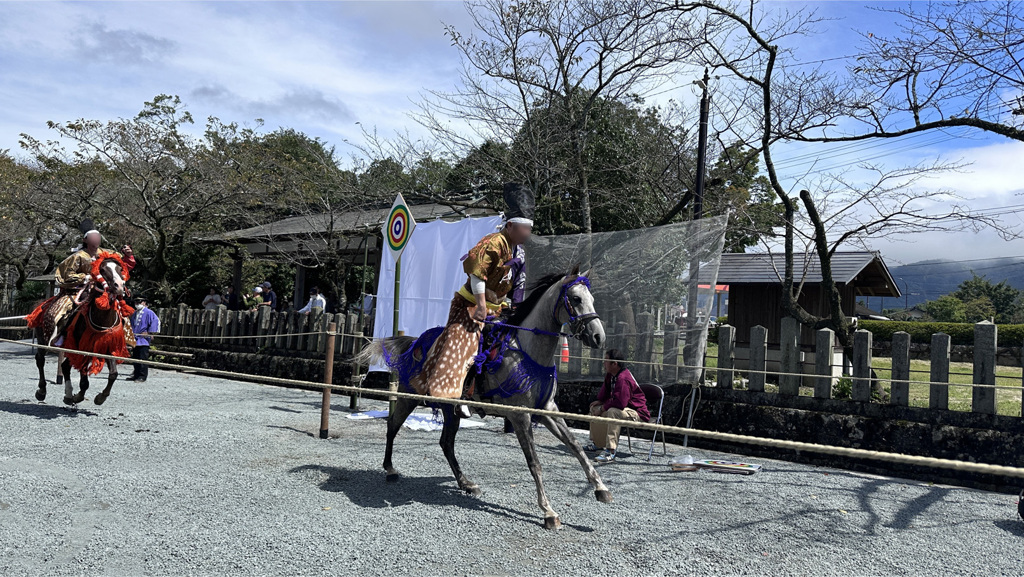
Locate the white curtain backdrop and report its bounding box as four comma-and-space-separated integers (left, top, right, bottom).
372, 216, 503, 370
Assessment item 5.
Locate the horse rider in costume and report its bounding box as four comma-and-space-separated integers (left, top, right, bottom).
407, 183, 534, 419
27, 219, 136, 345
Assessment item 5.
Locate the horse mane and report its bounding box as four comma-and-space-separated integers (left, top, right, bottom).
507, 273, 565, 325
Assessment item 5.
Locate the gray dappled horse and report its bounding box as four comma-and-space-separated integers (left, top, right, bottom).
359, 267, 610, 529
34, 254, 130, 406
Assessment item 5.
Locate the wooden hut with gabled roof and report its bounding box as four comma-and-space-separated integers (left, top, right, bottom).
713, 251, 901, 347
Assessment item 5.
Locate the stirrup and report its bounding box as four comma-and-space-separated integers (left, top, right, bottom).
456, 404, 472, 419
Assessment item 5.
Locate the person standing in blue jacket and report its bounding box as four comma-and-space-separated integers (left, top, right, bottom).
127, 296, 160, 382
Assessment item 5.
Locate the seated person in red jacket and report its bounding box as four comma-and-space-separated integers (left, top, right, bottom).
586, 349, 650, 462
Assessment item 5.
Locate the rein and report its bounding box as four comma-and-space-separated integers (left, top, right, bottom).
483, 276, 599, 340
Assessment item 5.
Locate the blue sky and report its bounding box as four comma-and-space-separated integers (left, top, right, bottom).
1, 1, 1022, 267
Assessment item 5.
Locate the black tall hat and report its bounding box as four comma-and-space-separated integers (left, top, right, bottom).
503, 182, 535, 226
79, 218, 98, 238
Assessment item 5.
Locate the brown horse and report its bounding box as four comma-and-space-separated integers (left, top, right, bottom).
33, 252, 133, 406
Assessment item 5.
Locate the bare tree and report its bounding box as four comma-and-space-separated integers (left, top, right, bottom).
804, 1, 1024, 143
660, 1, 1012, 362
417, 0, 706, 233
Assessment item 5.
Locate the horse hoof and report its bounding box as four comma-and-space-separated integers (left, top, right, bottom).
94, 393, 108, 406
63, 395, 76, 406
595, 489, 613, 503
35, 388, 46, 402
543, 516, 562, 530
462, 484, 482, 496
386, 473, 400, 483
73, 392, 86, 404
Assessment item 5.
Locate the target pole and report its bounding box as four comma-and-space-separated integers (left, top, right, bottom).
389, 254, 401, 415
382, 192, 415, 417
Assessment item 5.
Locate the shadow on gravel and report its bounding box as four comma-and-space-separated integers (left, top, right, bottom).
288, 464, 596, 531
993, 519, 1024, 536
267, 425, 315, 438
0, 400, 98, 420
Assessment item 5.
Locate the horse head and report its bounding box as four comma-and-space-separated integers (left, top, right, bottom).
91, 253, 128, 303
557, 265, 605, 349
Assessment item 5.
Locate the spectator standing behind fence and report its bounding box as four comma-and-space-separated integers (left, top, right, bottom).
260, 282, 278, 311
244, 286, 263, 310
202, 288, 222, 310
584, 349, 649, 463
298, 286, 327, 314
225, 285, 239, 311
126, 296, 160, 383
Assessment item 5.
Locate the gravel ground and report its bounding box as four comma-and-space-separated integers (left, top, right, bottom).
1, 339, 1023, 577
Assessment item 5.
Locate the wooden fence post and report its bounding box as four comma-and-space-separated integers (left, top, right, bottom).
217, 305, 228, 345
890, 331, 911, 406
663, 323, 679, 383
814, 328, 834, 399
635, 311, 654, 381
308, 309, 324, 353
748, 325, 767, 392
930, 333, 951, 410
779, 317, 800, 396
852, 329, 873, 402
320, 321, 337, 439
973, 321, 997, 415
717, 324, 735, 389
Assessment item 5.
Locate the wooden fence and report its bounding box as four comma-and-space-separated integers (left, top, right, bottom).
153, 305, 367, 357
151, 307, 1024, 416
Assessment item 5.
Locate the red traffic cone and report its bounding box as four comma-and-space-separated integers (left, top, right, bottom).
560, 337, 570, 363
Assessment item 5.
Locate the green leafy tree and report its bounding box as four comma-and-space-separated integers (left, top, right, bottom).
924, 295, 967, 323
952, 273, 1021, 323
963, 296, 996, 324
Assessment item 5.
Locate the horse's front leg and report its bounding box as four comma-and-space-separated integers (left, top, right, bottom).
538, 412, 613, 503
508, 412, 561, 530
383, 397, 418, 482
93, 363, 117, 405
439, 405, 480, 495
55, 351, 66, 387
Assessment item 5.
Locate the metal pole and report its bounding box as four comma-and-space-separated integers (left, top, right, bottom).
319, 321, 337, 439
389, 256, 401, 415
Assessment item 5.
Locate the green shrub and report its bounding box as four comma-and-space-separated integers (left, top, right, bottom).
833, 377, 852, 399
858, 319, 1024, 346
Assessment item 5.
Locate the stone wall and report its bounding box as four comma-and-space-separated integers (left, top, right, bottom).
556, 380, 1024, 493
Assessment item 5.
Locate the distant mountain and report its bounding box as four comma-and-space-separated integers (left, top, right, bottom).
880, 257, 1024, 310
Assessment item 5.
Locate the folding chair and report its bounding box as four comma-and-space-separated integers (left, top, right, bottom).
625, 383, 667, 461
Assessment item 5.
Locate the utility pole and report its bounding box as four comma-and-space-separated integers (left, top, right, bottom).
692, 67, 711, 220
682, 68, 712, 446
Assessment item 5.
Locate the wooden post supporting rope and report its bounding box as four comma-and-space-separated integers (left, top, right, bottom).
319, 321, 337, 439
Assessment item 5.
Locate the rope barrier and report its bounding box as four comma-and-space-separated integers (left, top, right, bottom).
3, 335, 1024, 480
150, 331, 371, 342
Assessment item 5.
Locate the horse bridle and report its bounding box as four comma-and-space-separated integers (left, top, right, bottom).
554, 276, 600, 339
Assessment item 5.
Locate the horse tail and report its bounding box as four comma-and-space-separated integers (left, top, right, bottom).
354, 336, 417, 369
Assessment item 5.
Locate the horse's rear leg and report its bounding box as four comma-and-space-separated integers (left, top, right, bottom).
439, 405, 480, 495
34, 348, 47, 401
538, 413, 613, 503
508, 413, 561, 530
94, 364, 117, 405
383, 397, 418, 482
